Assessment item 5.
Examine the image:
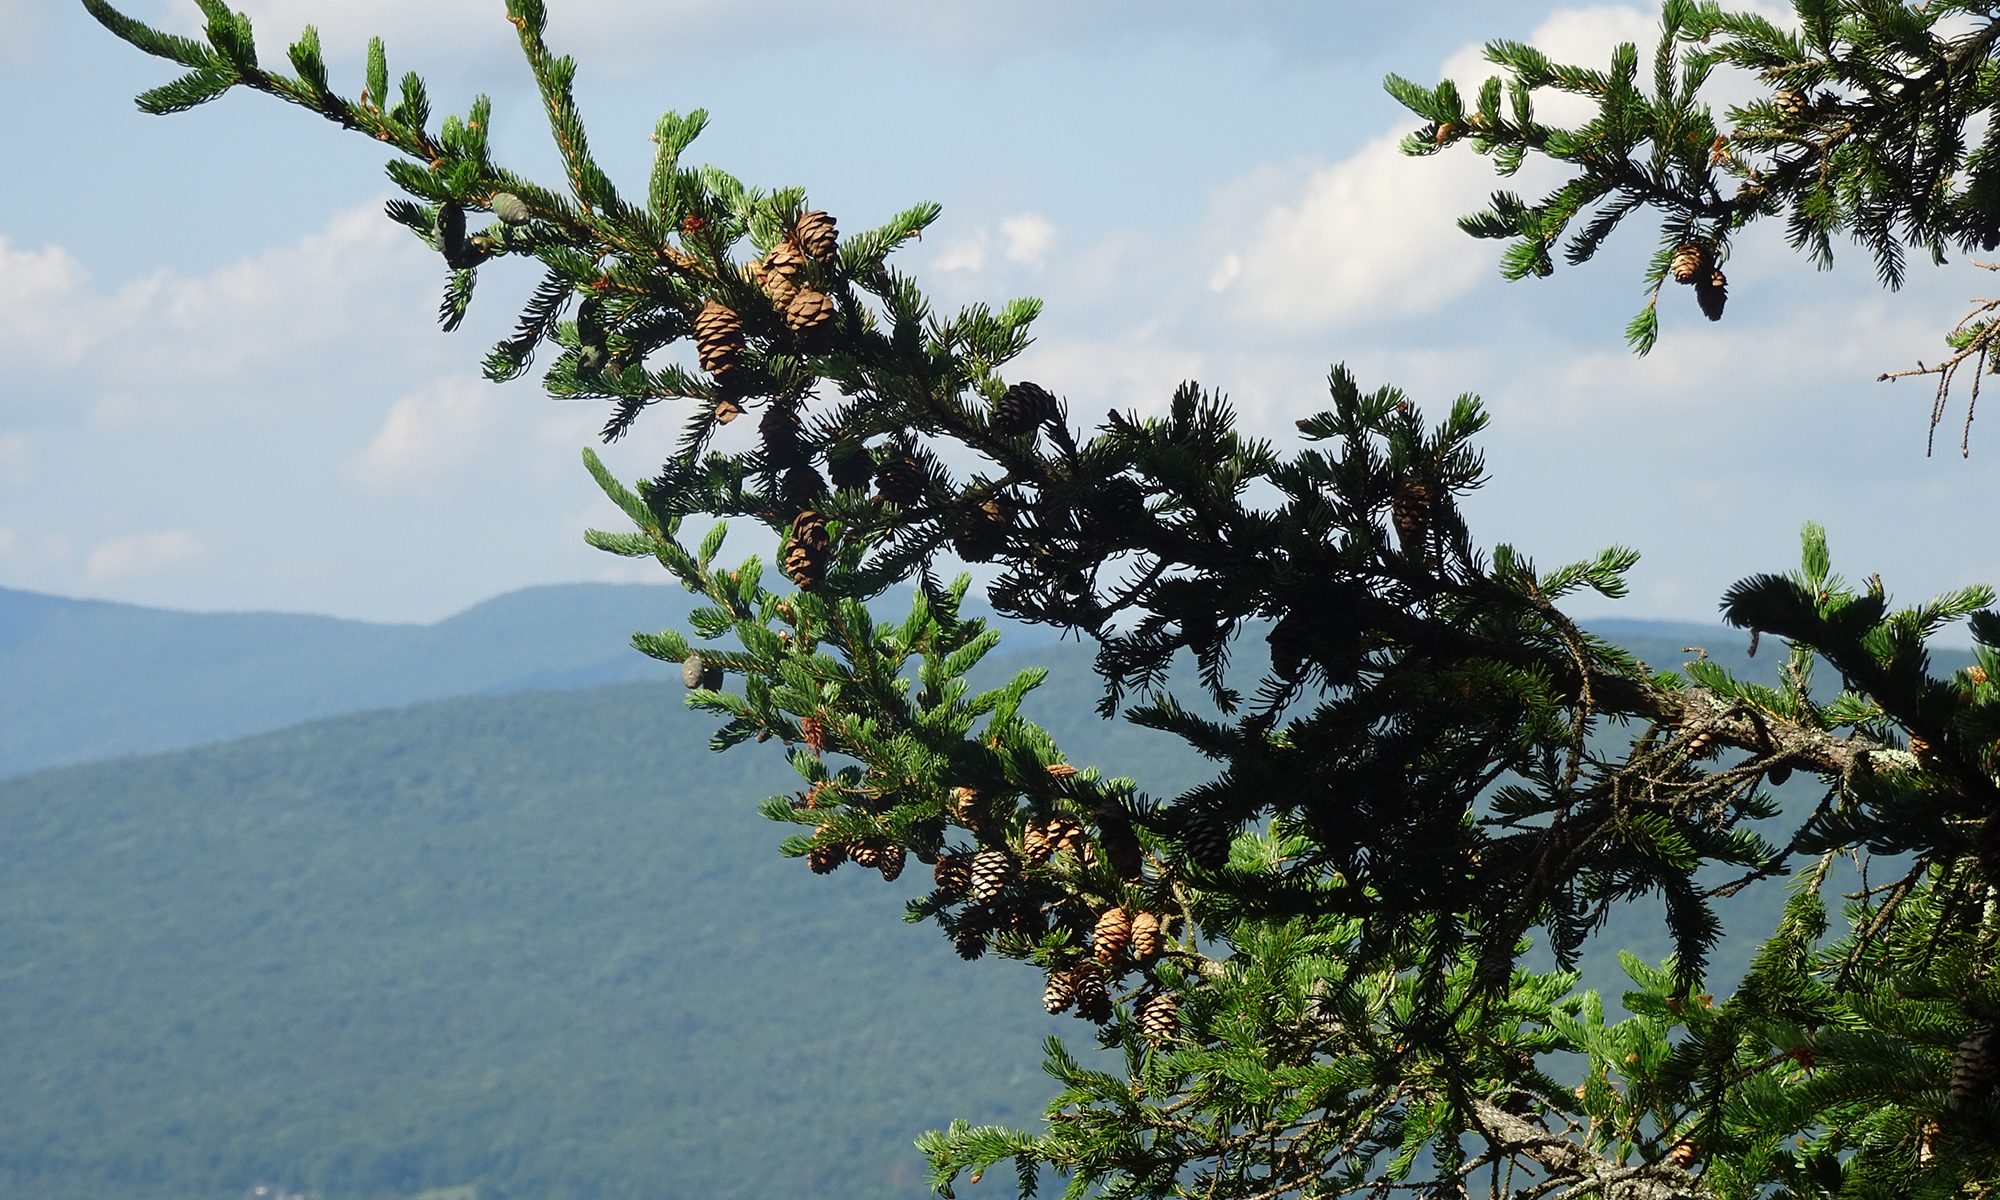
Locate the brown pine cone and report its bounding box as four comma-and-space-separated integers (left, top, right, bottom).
873, 455, 926, 506
1136, 990, 1180, 1044
934, 852, 972, 898
967, 848, 1014, 902
693, 299, 745, 379
950, 922, 987, 960
1093, 906, 1134, 963
954, 496, 1011, 562
992, 381, 1060, 436
1949, 1024, 1999, 1108
1045, 812, 1086, 852
950, 786, 982, 828
827, 442, 875, 493
875, 843, 906, 882
1042, 969, 1078, 1015
784, 287, 836, 338
783, 509, 831, 589
1129, 911, 1164, 963
794, 209, 839, 260
1669, 240, 1708, 284
1181, 809, 1232, 871
1022, 819, 1055, 864
846, 838, 883, 870
1392, 477, 1433, 557
1068, 961, 1111, 1023
1094, 803, 1143, 881
808, 838, 846, 874
714, 397, 744, 425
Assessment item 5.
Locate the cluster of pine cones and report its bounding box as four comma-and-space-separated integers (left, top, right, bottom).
690, 208, 841, 404
1669, 239, 1728, 321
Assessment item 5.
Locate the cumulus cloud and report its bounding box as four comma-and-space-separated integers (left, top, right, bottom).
0, 239, 98, 369
0, 202, 430, 432
1201, 4, 1749, 338
349, 375, 503, 489
84, 530, 203, 581
1000, 215, 1056, 268
1202, 133, 1503, 334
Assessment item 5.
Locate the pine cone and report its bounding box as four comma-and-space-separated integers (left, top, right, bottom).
934, 852, 972, 898
1774, 88, 1806, 119
954, 496, 1011, 563
783, 509, 831, 589
950, 922, 987, 960
873, 455, 926, 506
1045, 813, 1086, 853
760, 403, 810, 469
1182, 809, 1232, 871
784, 287, 836, 339
1695, 268, 1727, 321
1669, 240, 1709, 284
490, 192, 532, 226
1392, 478, 1434, 557
1043, 969, 1078, 1015
762, 238, 811, 288
793, 209, 839, 260
799, 715, 829, 752
680, 653, 722, 689
992, 381, 1060, 436
694, 299, 746, 379
847, 838, 883, 870
1023, 819, 1055, 864
967, 848, 1014, 902
781, 466, 825, 507
1137, 990, 1180, 1044
714, 397, 744, 425
827, 442, 875, 493
1094, 803, 1144, 881
1129, 911, 1164, 963
1000, 898, 1048, 937
951, 786, 982, 828
808, 838, 846, 874
1068, 961, 1111, 1023
1949, 1024, 1999, 1108
876, 843, 906, 882
1093, 906, 1133, 963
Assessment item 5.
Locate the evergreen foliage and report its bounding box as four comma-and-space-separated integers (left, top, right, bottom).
86, 2, 2000, 1197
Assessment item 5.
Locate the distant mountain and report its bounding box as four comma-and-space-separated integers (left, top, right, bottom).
0, 583, 704, 779
0, 581, 1074, 781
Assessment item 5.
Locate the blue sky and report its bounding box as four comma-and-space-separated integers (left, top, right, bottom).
4, 1, 1996, 633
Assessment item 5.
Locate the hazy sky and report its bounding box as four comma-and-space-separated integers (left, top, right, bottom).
4, 1, 1995, 630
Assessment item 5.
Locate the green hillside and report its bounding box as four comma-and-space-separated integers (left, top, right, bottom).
0, 664, 1208, 1200
0, 595, 1956, 1200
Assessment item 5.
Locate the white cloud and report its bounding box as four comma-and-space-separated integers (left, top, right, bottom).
1000, 215, 1056, 268
931, 236, 989, 274
0, 527, 16, 557
84, 530, 203, 581
0, 238, 97, 369
350, 375, 502, 488
0, 202, 428, 433
1203, 133, 1502, 334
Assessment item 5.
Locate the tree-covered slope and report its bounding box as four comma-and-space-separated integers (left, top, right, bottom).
0, 667, 1206, 1200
